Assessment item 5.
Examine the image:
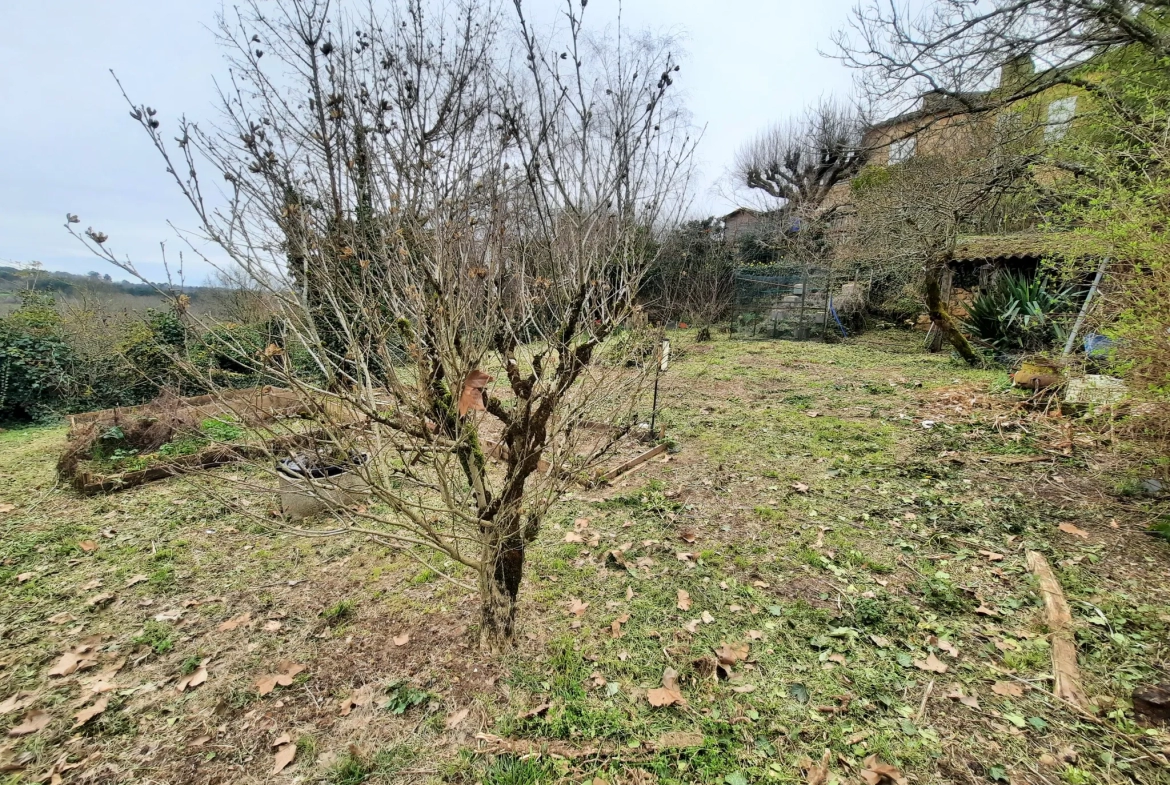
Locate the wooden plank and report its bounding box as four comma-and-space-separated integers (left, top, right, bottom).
595, 443, 667, 483
1026, 550, 1089, 710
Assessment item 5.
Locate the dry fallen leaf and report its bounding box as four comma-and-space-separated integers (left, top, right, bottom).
805, 749, 831, 785
264, 620, 282, 632
610, 614, 630, 639
1058, 522, 1090, 539
0, 692, 33, 716
992, 681, 1025, 697
978, 550, 1005, 562
792, 482, 810, 493
446, 707, 470, 730
846, 730, 872, 745
948, 688, 980, 709
869, 634, 890, 648
679, 528, 697, 544
78, 579, 103, 592
747, 630, 764, 640
272, 742, 297, 774
676, 589, 692, 611
189, 735, 212, 748
255, 662, 307, 696
47, 612, 76, 625
8, 709, 51, 736
715, 641, 750, 666
914, 653, 948, 673
974, 604, 999, 617
700, 611, 715, 624
272, 732, 292, 748
78, 540, 98, 553
563, 531, 585, 544
125, 574, 148, 588
86, 592, 114, 607
218, 612, 252, 632
16, 572, 35, 584
647, 668, 686, 707
339, 685, 376, 716
646, 686, 684, 707
860, 755, 907, 785
936, 639, 959, 657
682, 619, 701, 634
0, 503, 15, 514
176, 665, 209, 692
392, 633, 410, 646
458, 369, 494, 417
567, 598, 589, 617
49, 651, 87, 678
516, 701, 551, 720
72, 697, 108, 729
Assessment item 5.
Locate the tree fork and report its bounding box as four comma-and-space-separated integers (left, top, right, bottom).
924, 264, 981, 367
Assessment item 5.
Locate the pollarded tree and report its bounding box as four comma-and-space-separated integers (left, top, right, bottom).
73, 0, 696, 648
734, 100, 869, 214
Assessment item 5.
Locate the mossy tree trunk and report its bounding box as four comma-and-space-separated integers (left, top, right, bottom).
924, 256, 981, 366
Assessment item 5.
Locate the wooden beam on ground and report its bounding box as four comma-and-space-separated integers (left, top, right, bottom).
595, 443, 667, 483
1026, 550, 1089, 710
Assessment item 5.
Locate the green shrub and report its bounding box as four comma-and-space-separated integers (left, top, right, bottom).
0, 292, 78, 422
963, 272, 1078, 354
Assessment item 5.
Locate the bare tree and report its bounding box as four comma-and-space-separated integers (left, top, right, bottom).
832, 0, 1170, 120
843, 120, 1036, 364
72, 0, 695, 648
653, 218, 735, 339
734, 100, 868, 213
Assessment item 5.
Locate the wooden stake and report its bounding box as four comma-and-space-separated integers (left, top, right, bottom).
1026, 550, 1089, 710
595, 443, 668, 483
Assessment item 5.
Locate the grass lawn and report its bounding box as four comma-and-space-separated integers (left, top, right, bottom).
1, 330, 1167, 784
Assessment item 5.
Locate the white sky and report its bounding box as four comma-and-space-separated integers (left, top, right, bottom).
0, 0, 859, 283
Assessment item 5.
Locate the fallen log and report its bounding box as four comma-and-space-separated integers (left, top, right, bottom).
1026, 550, 1089, 710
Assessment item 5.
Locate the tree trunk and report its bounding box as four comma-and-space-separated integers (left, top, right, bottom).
924, 264, 981, 366
480, 530, 525, 651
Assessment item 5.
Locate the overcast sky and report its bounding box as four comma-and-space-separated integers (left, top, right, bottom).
0, 0, 860, 283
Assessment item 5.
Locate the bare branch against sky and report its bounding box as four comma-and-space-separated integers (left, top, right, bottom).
2, 0, 861, 282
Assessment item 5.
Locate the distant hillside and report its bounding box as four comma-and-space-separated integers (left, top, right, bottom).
0, 266, 227, 315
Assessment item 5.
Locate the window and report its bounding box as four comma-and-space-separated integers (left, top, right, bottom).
888, 135, 916, 164
1045, 96, 1077, 142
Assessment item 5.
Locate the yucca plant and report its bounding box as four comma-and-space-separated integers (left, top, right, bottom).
963, 271, 1078, 354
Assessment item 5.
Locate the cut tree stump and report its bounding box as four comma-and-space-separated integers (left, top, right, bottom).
1026, 550, 1089, 710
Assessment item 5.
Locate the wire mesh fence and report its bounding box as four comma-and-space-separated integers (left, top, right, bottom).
730, 264, 863, 341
